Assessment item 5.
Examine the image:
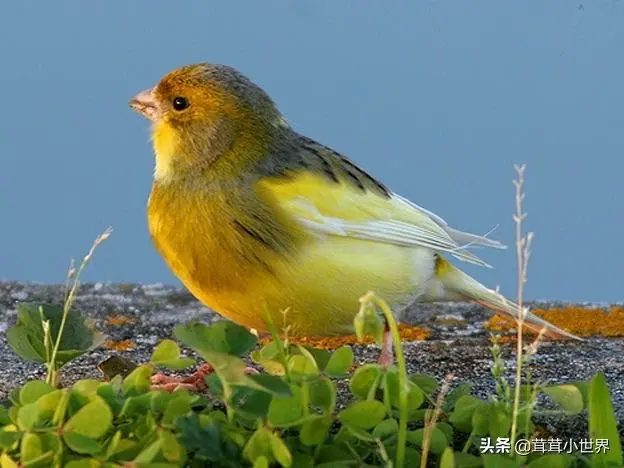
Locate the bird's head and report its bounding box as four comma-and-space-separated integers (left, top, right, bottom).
130, 63, 284, 182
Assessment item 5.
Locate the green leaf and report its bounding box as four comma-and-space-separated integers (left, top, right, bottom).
542, 384, 584, 415
7, 303, 103, 367
300, 346, 331, 371
269, 432, 292, 467
333, 425, 355, 445
159, 429, 185, 463
119, 394, 152, 419
488, 403, 511, 439
0, 429, 22, 450
409, 374, 439, 396
175, 325, 272, 394
253, 457, 270, 468
568, 380, 590, 407
122, 365, 154, 395
20, 432, 43, 464
316, 445, 356, 464
149, 390, 172, 414
383, 369, 424, 411
133, 439, 162, 463
63, 432, 102, 455
150, 339, 194, 370
72, 379, 102, 397
300, 416, 332, 446
324, 346, 354, 377
308, 377, 336, 415
443, 382, 473, 412
64, 460, 101, 468
587, 373, 623, 468
527, 453, 574, 467
230, 387, 272, 419
346, 425, 376, 442
291, 453, 315, 468
243, 427, 273, 464
162, 394, 192, 425
0, 406, 9, 425
287, 355, 318, 378
30, 433, 61, 460
96, 384, 123, 416
0, 453, 18, 468
407, 427, 448, 454
176, 414, 223, 461
348, 364, 382, 399
372, 418, 398, 439
6, 325, 44, 364
449, 395, 483, 433
246, 373, 292, 397
64, 397, 112, 439
17, 403, 41, 431
150, 339, 181, 362
250, 341, 285, 375
108, 439, 139, 462
385, 446, 421, 466
440, 447, 455, 468
174, 321, 257, 357
104, 430, 122, 458
338, 400, 386, 430
437, 422, 454, 443
471, 404, 489, 436
267, 386, 304, 427
19, 381, 54, 405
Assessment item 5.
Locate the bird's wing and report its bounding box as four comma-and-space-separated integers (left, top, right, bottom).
257, 136, 505, 267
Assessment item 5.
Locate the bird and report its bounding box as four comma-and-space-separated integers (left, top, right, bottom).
129, 63, 579, 389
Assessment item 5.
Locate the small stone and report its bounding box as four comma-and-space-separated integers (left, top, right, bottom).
10, 291, 28, 301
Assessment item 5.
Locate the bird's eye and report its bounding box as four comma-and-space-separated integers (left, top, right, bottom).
172, 96, 189, 111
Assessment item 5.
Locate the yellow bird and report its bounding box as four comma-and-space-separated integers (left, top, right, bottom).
129, 63, 578, 384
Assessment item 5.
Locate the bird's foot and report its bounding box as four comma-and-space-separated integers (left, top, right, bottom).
151, 363, 259, 392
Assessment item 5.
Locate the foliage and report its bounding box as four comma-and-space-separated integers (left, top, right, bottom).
3, 309, 622, 467
7, 303, 104, 371
6, 228, 111, 388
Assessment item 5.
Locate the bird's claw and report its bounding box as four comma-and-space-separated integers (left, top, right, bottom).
150, 363, 259, 392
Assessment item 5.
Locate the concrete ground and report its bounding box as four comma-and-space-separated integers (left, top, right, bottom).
0, 281, 622, 441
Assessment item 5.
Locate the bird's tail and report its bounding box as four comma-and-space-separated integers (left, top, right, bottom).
432, 256, 581, 341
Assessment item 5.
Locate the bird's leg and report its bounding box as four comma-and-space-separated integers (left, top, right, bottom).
151, 363, 258, 393
377, 322, 395, 368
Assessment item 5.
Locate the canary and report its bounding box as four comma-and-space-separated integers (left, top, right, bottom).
129, 63, 579, 371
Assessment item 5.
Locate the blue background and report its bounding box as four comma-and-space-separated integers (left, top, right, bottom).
1, 1, 622, 302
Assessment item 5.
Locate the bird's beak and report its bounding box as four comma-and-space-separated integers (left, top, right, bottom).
129, 87, 160, 121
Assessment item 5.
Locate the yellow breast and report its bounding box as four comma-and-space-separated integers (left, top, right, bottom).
147, 181, 429, 336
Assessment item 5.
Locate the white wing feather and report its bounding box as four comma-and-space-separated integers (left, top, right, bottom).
288, 193, 505, 268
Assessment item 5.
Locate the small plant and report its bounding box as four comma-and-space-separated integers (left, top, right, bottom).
2, 315, 621, 467
6, 228, 111, 387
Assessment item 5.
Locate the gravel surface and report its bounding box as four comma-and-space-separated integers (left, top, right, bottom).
1, 281, 622, 440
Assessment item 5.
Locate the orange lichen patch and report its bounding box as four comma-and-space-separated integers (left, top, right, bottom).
105, 314, 136, 326
486, 306, 624, 338
259, 324, 430, 350
488, 335, 516, 344
104, 340, 136, 351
